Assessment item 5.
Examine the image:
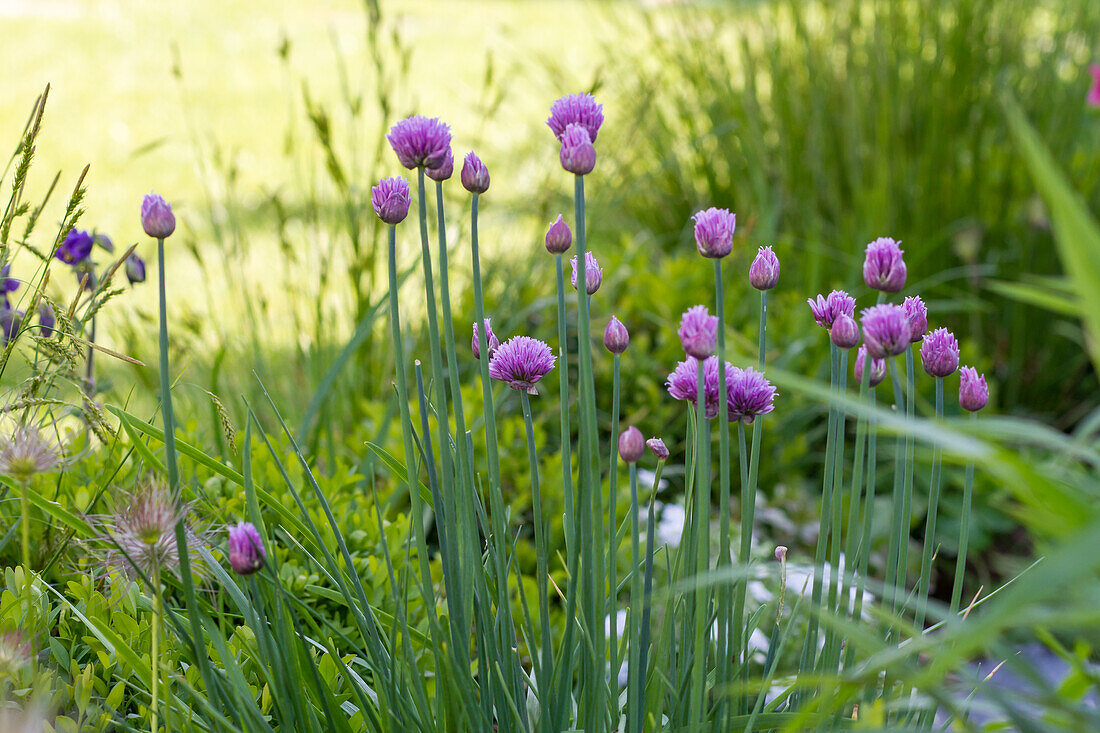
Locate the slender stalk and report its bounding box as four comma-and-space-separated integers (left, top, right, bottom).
951, 413, 977, 614
635, 460, 664, 733
883, 357, 906, 616
150, 565, 162, 733
608, 352, 621, 704
842, 351, 873, 638
520, 391, 553, 717
822, 349, 849, 672
625, 462, 641, 733
758, 290, 767, 370
897, 345, 917, 611
688, 359, 709, 730
915, 377, 944, 630
19, 479, 30, 570
713, 259, 732, 723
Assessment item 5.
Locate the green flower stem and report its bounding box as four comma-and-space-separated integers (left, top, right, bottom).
897, 345, 917, 610
915, 377, 944, 630
608, 352, 621, 704
150, 578, 160, 733
842, 351, 873, 657
951, 413, 978, 614
520, 390, 553, 714
850, 389, 878, 637
758, 290, 768, 370
688, 359, 709, 731
822, 348, 849, 672
713, 259, 732, 723
20, 479, 30, 571
625, 461, 641, 733
635, 460, 664, 733
884, 356, 907, 619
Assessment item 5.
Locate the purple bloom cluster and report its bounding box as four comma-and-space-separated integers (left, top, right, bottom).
920, 327, 959, 378
666, 356, 722, 418
863, 237, 907, 293
559, 124, 596, 175
902, 296, 927, 342
141, 194, 176, 239
726, 366, 777, 424
426, 148, 454, 183
228, 521, 266, 575
372, 176, 411, 225
387, 115, 452, 171
547, 93, 604, 143
678, 305, 718, 359
749, 246, 780, 291
472, 318, 500, 360
959, 367, 989, 412
489, 336, 556, 394
854, 345, 886, 387
860, 304, 911, 358
570, 251, 603, 294
692, 207, 736, 259
461, 152, 490, 194
808, 290, 856, 330
545, 216, 572, 254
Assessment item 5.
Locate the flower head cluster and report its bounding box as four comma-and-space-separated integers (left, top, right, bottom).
920, 327, 959, 378
559, 124, 596, 175
372, 176, 411, 225
472, 318, 500, 360
646, 437, 669, 460
426, 148, 454, 182
807, 290, 856, 330
547, 93, 604, 143
860, 304, 911, 358
489, 336, 555, 395
55, 229, 94, 265
141, 194, 176, 239
750, 246, 780, 290
666, 356, 723, 418
618, 426, 645, 463
863, 237, 907, 292
692, 207, 736, 259
545, 216, 572, 254
570, 251, 603, 294
678, 305, 718, 359
0, 424, 61, 484
854, 345, 886, 387
604, 316, 629, 354
95, 480, 206, 580
902, 296, 927, 342
228, 521, 266, 575
830, 314, 860, 349
461, 152, 490, 194
959, 367, 989, 412
387, 115, 452, 171
726, 366, 777, 424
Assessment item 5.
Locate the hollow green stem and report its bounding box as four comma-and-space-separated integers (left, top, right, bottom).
20, 479, 30, 571
714, 259, 732, 723
635, 460, 664, 733
822, 348, 849, 672
951, 413, 978, 614
150, 581, 160, 733
897, 345, 916, 610
625, 462, 641, 733
915, 377, 944, 630
520, 391, 553, 715
688, 359, 709, 730
883, 357, 907, 617
608, 352, 621, 704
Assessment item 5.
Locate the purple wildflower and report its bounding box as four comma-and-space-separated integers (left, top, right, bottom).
559, 123, 596, 175
0, 265, 19, 299
547, 93, 604, 143
807, 290, 856, 330
0, 424, 61, 484
472, 318, 500, 360
545, 215, 572, 254
618, 426, 645, 463
920, 327, 959, 378
863, 237, 907, 293
125, 253, 146, 285
749, 246, 780, 290
678, 305, 718, 359
854, 345, 886, 387
830, 313, 860, 349
228, 521, 266, 575
387, 115, 452, 170
372, 176, 411, 225
141, 194, 176, 239
55, 229, 94, 265
570, 251, 603, 295
489, 336, 556, 395
726, 366, 777, 424
691, 207, 736, 259
38, 303, 55, 335
646, 437, 669, 460
860, 304, 911, 358
666, 356, 722, 419
1, 308, 22, 346
959, 367, 989, 412
1089, 65, 1100, 108
426, 148, 454, 182
903, 296, 927, 342
604, 316, 629, 354
461, 152, 490, 194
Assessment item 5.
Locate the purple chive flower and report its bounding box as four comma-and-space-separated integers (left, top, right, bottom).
830, 313, 860, 349
371, 176, 411, 225
472, 318, 500, 360
618, 426, 645, 463
125, 253, 146, 285
387, 115, 452, 170
1, 308, 22, 345
141, 194, 176, 239
749, 246, 780, 290
488, 336, 556, 395
726, 366, 777, 424
228, 521, 266, 575
920, 327, 960, 378
38, 303, 55, 335
547, 93, 604, 143
807, 290, 856, 330
55, 229, 95, 265
1088, 65, 1100, 108
863, 237, 907, 293
545, 215, 572, 254
959, 366, 989, 412
854, 345, 886, 387
559, 123, 596, 175
903, 296, 927, 342
860, 304, 911, 358
666, 356, 723, 419
679, 305, 718, 359
691, 207, 736, 259
426, 147, 454, 182
604, 316, 629, 354
646, 437, 669, 460
570, 251, 603, 295
461, 152, 490, 194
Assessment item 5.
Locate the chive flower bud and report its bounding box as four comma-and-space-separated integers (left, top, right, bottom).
860, 304, 911, 358
749, 245, 780, 290
903, 295, 927, 342
125, 253, 147, 285
545, 215, 572, 254
472, 318, 500, 360
426, 148, 454, 182
604, 316, 629, 354
920, 327, 959, 378
488, 336, 556, 395
547, 93, 604, 143
387, 115, 452, 170
618, 426, 645, 463
863, 237, 907, 293
959, 366, 989, 412
570, 251, 603, 295
678, 305, 718, 359
775, 545, 788, 562
829, 313, 860, 349
691, 207, 736, 259
371, 176, 411, 225
854, 345, 886, 387
461, 152, 490, 194
559, 123, 596, 175
725, 366, 777, 424
646, 437, 669, 460
141, 194, 176, 239
228, 521, 266, 575
807, 290, 855, 330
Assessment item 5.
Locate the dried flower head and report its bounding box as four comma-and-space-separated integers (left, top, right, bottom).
860, 304, 911, 358
854, 345, 886, 387
863, 237, 907, 293
559, 123, 596, 175
959, 366, 989, 412
604, 316, 629, 354
547, 93, 604, 143
472, 318, 500, 360
387, 115, 452, 170
830, 313, 860, 349
55, 229, 94, 265
749, 246, 780, 290
372, 176, 411, 225
618, 426, 645, 463
461, 152, 491, 194
488, 336, 556, 395
666, 356, 722, 419
678, 305, 718, 359
692, 207, 736, 259
0, 424, 61, 484
426, 147, 454, 182
902, 296, 927, 343
228, 521, 266, 575
570, 251, 603, 295
726, 366, 777, 424
920, 327, 960, 378
807, 290, 856, 330
141, 194, 176, 239
545, 215, 572, 254
646, 437, 669, 460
